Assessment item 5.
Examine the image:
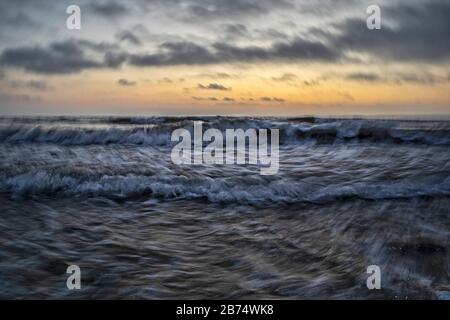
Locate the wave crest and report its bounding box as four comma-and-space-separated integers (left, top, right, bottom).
2, 171, 449, 204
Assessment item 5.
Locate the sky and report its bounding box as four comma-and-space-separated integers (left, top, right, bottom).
0, 0, 449, 116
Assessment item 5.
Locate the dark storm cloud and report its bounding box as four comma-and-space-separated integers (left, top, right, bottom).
0, 40, 124, 74
89, 1, 129, 18
0, 0, 448, 76
0, 0, 49, 32
128, 41, 218, 66
128, 37, 341, 67
223, 24, 249, 39
332, 1, 450, 62
0, 43, 100, 74
79, 0, 296, 21
0, 36, 341, 74
184, 0, 293, 19
0, 11, 40, 30
104, 52, 128, 68
116, 31, 141, 46
206, 0, 450, 63
187, 3, 262, 17
76, 40, 120, 52
197, 83, 231, 91
294, 0, 361, 15
212, 37, 339, 62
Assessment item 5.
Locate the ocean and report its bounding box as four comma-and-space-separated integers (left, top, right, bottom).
0, 116, 449, 299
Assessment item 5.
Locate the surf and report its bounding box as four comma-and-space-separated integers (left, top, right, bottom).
171, 121, 280, 175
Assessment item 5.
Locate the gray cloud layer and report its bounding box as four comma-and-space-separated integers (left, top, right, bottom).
0, 0, 448, 75
0, 40, 122, 74
333, 1, 450, 62
89, 1, 129, 18
0, 41, 102, 74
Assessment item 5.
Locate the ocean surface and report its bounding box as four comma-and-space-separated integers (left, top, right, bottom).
0, 116, 449, 299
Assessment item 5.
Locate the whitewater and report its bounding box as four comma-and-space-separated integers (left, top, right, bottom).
0, 116, 449, 299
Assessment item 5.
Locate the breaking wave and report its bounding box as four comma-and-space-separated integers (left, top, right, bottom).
1, 117, 449, 146
1, 116, 449, 203
2, 170, 449, 204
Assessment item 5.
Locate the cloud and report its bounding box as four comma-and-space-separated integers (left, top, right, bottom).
158, 77, 174, 84
223, 97, 235, 102
156, 2, 450, 66
75, 40, 120, 52
104, 52, 128, 68
129, 41, 217, 66
116, 31, 141, 46
90, 1, 129, 18
195, 72, 239, 79
223, 23, 249, 39
128, 37, 340, 67
1, 0, 448, 80
0, 46, 99, 74
117, 79, 136, 86
331, 1, 450, 62
192, 96, 221, 101
130, 1, 446, 66
7, 80, 49, 91
260, 97, 285, 102
0, 2, 44, 33
303, 80, 320, 86
393, 72, 442, 85
184, 0, 293, 19
0, 39, 126, 74
345, 71, 449, 85
27, 80, 48, 90
197, 83, 231, 91
212, 38, 339, 62
346, 72, 382, 82
271, 73, 298, 82
338, 92, 354, 101
0, 40, 122, 74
